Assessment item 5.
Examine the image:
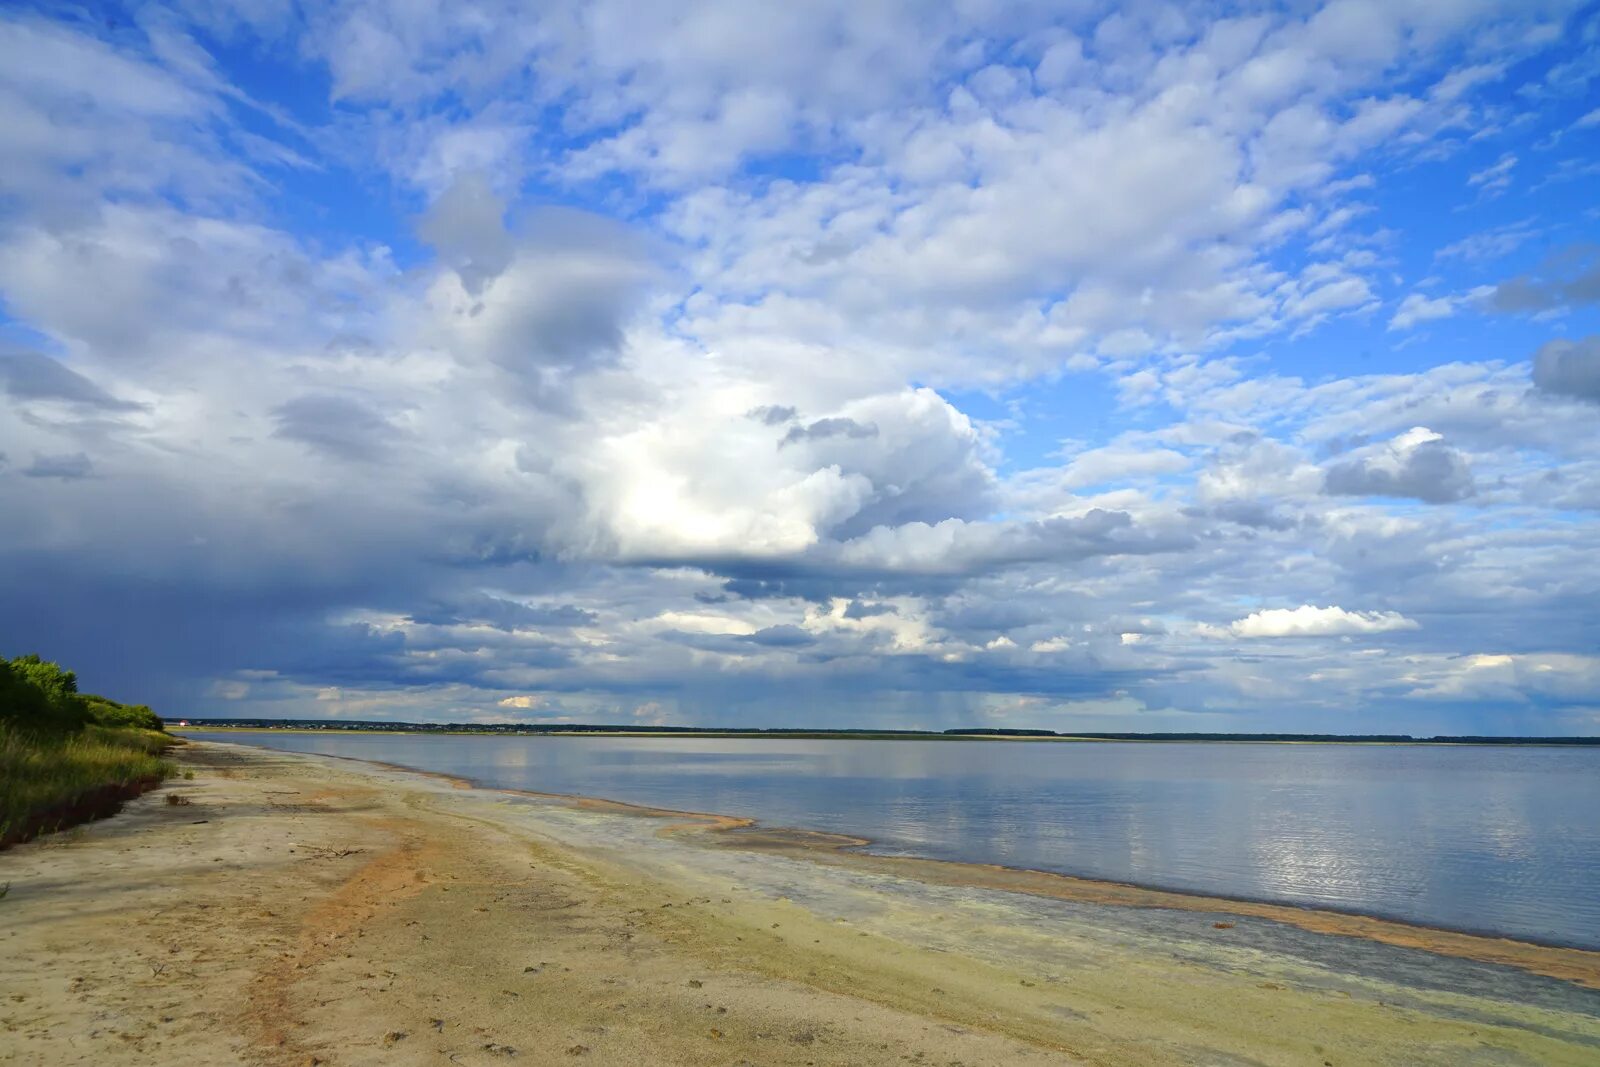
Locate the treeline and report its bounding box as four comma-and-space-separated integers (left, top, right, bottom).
1, 654, 163, 733
173, 717, 1600, 745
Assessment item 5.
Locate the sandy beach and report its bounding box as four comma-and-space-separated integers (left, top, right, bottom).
2, 741, 1598, 1066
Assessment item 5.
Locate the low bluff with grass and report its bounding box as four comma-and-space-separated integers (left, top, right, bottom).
0, 654, 178, 848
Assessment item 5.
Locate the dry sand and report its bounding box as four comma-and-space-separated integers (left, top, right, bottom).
1, 740, 1597, 1066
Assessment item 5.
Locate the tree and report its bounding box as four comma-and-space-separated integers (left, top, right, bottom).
0, 655, 91, 731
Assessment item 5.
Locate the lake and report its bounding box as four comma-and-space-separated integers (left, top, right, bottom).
183, 732, 1600, 949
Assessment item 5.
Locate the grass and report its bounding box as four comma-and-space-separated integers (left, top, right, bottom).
0, 724, 177, 847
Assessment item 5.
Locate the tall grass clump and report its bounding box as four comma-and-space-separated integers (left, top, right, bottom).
0, 653, 177, 847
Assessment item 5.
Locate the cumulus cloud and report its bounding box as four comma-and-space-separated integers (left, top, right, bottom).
1531, 336, 1600, 402
572, 386, 997, 561
1219, 605, 1420, 639
829, 509, 1190, 576
1404, 652, 1600, 702
419, 205, 657, 401
1323, 428, 1475, 504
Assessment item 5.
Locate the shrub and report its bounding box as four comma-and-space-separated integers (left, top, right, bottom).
78, 695, 163, 732
0, 655, 89, 732
1, 655, 163, 733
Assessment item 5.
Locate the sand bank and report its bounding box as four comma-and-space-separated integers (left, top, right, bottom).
1, 740, 1597, 1066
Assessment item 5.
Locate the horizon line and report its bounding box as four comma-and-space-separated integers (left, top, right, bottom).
168, 718, 1600, 744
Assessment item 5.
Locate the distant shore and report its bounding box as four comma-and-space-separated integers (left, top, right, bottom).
4, 739, 1598, 1066
170, 721, 1600, 746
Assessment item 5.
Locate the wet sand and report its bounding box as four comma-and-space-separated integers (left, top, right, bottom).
1, 741, 1597, 1066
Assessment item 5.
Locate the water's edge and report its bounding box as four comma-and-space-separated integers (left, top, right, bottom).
184, 735, 1600, 990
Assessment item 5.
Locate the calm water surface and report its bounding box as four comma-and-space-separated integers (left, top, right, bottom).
185, 732, 1600, 949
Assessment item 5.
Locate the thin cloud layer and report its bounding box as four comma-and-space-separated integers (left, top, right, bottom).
0, 1, 1597, 734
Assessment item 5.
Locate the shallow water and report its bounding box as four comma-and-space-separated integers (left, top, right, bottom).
184, 732, 1600, 949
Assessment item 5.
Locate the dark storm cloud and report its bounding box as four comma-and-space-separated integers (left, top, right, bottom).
0, 351, 141, 410
0, 555, 415, 711
271, 393, 398, 461
281, 625, 574, 685
842, 600, 896, 619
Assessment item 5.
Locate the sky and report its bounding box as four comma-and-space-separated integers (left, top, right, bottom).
1, 1, 1598, 734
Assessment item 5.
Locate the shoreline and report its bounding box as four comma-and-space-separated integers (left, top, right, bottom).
171, 724, 1600, 747
305, 744, 1600, 987
182, 728, 1600, 965
4, 739, 1598, 1066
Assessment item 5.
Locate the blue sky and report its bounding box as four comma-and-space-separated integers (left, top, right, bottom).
1, 1, 1598, 733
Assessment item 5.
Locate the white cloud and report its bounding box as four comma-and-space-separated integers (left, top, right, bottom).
1285, 275, 1375, 320
1389, 292, 1458, 331
1467, 152, 1517, 196
1435, 222, 1541, 263
1222, 605, 1421, 638
1405, 653, 1600, 702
